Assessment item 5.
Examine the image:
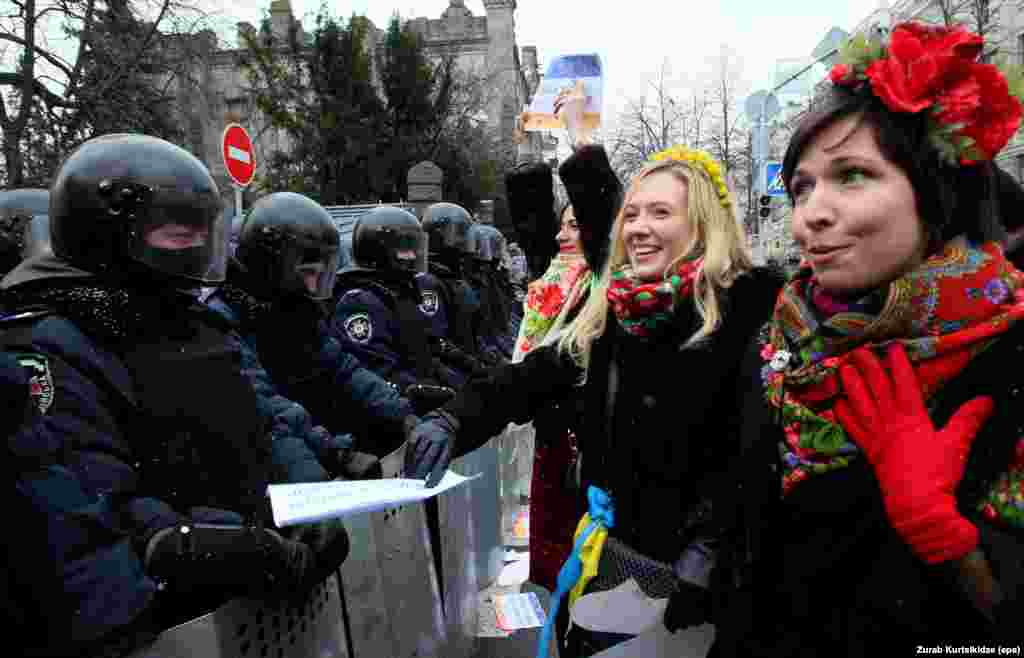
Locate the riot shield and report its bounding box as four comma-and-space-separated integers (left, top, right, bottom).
338, 441, 446, 658
127, 575, 349, 658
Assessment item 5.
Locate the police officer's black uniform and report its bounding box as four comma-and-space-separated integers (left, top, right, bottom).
0, 135, 343, 657
466, 223, 520, 359
419, 202, 503, 367
207, 192, 413, 471
332, 206, 479, 415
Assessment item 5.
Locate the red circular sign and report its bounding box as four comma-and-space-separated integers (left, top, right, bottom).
222, 123, 255, 187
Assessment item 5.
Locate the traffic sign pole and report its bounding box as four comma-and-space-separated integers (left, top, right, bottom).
235, 185, 243, 221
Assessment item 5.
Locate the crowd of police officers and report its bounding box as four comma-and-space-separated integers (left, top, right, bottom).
0, 133, 525, 657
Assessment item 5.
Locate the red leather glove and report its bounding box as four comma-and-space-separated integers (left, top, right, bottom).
834, 344, 993, 565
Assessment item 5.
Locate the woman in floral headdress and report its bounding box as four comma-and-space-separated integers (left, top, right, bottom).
717, 21, 1024, 656
405, 140, 783, 656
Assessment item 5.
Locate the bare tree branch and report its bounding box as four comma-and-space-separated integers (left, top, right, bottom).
0, 33, 75, 79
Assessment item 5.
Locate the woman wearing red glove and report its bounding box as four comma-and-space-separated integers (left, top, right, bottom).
719, 21, 1024, 656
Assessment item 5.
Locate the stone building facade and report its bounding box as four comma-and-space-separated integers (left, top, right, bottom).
162, 0, 549, 235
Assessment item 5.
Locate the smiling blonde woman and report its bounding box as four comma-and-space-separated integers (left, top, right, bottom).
405, 145, 783, 657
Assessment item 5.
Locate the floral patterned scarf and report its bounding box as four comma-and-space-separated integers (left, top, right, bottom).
513, 253, 592, 360
606, 257, 704, 338
762, 241, 1024, 495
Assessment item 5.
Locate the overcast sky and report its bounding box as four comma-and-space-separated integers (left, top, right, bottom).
205, 0, 888, 122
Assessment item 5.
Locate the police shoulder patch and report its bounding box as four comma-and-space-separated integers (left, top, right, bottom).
419, 290, 439, 316
343, 313, 373, 344
15, 352, 54, 414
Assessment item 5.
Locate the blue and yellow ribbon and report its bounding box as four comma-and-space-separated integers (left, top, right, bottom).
536, 486, 615, 658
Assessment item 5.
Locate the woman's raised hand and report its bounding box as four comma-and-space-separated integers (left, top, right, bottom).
554, 80, 592, 147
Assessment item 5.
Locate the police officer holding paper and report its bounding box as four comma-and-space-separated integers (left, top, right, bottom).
0, 134, 346, 658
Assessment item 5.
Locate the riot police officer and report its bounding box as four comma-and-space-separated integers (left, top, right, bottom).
0, 134, 345, 657
466, 223, 520, 359
207, 192, 413, 473
420, 202, 500, 366
332, 206, 478, 415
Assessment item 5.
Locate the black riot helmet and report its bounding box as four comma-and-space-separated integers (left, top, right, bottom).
49, 134, 228, 284
352, 206, 427, 274
236, 192, 341, 300
470, 224, 507, 263
421, 202, 473, 255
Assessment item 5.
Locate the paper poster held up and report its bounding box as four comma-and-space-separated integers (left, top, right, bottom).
523, 53, 603, 133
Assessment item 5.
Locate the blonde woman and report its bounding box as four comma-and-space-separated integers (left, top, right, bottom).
406, 146, 783, 656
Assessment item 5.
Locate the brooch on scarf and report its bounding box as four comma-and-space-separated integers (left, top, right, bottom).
769, 350, 792, 372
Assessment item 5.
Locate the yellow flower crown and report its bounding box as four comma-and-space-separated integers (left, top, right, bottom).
649, 145, 732, 211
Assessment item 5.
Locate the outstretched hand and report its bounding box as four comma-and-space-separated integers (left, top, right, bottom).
403, 410, 460, 487
834, 344, 993, 564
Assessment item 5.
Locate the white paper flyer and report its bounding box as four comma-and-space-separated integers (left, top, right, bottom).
267, 471, 480, 527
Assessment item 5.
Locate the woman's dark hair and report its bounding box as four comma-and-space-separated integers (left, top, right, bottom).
558, 201, 572, 223
782, 85, 1005, 252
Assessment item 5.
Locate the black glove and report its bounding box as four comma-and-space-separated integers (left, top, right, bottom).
336, 449, 383, 480
664, 581, 711, 632
435, 338, 489, 378
144, 523, 316, 596
404, 409, 460, 487
405, 383, 457, 416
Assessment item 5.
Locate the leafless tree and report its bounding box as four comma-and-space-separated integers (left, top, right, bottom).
705, 46, 749, 181
0, 0, 212, 186
606, 59, 689, 179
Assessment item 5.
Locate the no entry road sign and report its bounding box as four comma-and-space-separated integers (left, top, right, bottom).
222, 123, 255, 187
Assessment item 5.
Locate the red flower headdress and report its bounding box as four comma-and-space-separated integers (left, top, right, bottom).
829, 22, 1024, 165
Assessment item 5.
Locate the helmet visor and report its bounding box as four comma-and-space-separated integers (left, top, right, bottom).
477, 232, 497, 261
132, 191, 229, 284
389, 227, 427, 273
285, 244, 341, 300
431, 218, 470, 253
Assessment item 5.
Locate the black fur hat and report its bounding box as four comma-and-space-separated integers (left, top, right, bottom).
505, 162, 558, 279
559, 145, 622, 274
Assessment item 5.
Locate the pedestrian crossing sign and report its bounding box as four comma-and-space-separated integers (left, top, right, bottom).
765, 162, 786, 198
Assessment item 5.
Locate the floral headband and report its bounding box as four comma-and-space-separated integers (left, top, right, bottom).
829, 21, 1024, 166
648, 145, 732, 211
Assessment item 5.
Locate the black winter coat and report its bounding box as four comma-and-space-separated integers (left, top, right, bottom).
0, 256, 272, 657
714, 319, 1024, 656
446, 267, 784, 563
